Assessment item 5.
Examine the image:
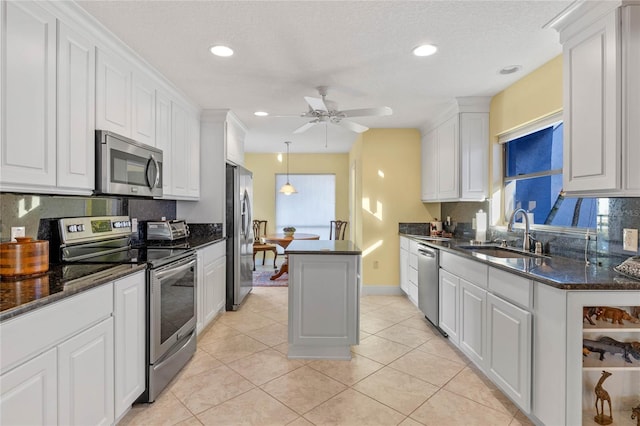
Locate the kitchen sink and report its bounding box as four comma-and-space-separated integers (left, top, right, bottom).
456, 245, 546, 259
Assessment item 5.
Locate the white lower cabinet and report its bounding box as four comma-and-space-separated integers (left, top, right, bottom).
486, 293, 532, 414
197, 242, 226, 334
0, 271, 147, 425
113, 273, 145, 420
0, 348, 57, 425
439, 252, 531, 414
58, 317, 114, 426
399, 237, 409, 294
459, 279, 487, 369
439, 269, 459, 344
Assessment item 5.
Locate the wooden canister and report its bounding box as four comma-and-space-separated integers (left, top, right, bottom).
0, 237, 49, 276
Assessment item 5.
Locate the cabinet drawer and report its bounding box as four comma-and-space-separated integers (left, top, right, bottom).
408, 265, 418, 285
488, 267, 532, 310
200, 241, 225, 264
1, 283, 114, 374
441, 251, 488, 288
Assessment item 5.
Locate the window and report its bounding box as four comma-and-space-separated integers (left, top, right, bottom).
503, 123, 597, 229
275, 174, 335, 238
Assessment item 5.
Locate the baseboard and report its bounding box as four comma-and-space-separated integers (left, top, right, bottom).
361, 285, 405, 296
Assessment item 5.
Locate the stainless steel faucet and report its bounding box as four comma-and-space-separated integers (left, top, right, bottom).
507, 208, 531, 251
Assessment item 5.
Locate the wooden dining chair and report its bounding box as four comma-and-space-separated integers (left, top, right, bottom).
253, 220, 278, 271
329, 220, 348, 240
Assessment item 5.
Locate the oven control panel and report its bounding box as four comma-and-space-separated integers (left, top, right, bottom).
59, 216, 132, 244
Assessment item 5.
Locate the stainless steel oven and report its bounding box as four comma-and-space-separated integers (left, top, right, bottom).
146, 252, 197, 401
54, 216, 197, 403
95, 130, 163, 197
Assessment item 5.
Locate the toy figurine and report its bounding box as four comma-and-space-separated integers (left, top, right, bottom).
632, 404, 640, 426
594, 370, 613, 425
584, 307, 603, 325
597, 307, 640, 325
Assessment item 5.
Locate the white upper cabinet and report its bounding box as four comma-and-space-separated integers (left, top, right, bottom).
155, 90, 173, 194
552, 1, 640, 196
157, 92, 200, 200
132, 71, 156, 147
1, 1, 57, 190
226, 111, 246, 166
96, 48, 132, 137
421, 97, 490, 202
57, 21, 95, 192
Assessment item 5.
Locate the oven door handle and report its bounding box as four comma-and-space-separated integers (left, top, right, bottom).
155, 258, 196, 279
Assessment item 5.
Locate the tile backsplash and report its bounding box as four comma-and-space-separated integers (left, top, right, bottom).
403, 198, 640, 264
0, 193, 176, 242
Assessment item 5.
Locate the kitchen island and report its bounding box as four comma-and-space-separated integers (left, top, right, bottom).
285, 240, 361, 360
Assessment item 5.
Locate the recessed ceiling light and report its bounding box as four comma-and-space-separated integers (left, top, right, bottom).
499, 65, 522, 75
254, 111, 269, 117
412, 44, 438, 57
209, 45, 233, 57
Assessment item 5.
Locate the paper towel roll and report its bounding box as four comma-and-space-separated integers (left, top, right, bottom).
475, 210, 487, 242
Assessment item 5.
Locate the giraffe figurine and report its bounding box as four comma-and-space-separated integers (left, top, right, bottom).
594, 370, 613, 425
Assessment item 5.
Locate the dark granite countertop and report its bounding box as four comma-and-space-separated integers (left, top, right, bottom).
401, 233, 640, 290
0, 263, 147, 322
286, 240, 361, 255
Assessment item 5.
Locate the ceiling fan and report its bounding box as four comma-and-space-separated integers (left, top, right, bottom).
289, 86, 392, 134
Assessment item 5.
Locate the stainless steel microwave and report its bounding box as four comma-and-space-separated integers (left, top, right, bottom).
95, 130, 163, 197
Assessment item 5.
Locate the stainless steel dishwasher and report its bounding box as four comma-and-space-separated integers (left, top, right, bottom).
417, 244, 448, 337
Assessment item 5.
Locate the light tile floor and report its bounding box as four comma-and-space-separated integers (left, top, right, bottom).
120, 265, 534, 426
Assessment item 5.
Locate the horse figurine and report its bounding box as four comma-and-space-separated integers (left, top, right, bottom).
594, 370, 613, 425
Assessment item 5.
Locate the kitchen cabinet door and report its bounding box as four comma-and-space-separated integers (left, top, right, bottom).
57, 21, 95, 192
114, 272, 145, 419
399, 237, 409, 294
170, 102, 189, 197
459, 278, 487, 369
132, 71, 156, 147
187, 114, 201, 198
226, 112, 246, 166
1, 1, 56, 189
486, 293, 531, 413
420, 130, 438, 201
622, 4, 640, 194
156, 90, 173, 195
460, 113, 489, 200
96, 48, 132, 137
0, 348, 57, 426
58, 317, 115, 426
211, 255, 226, 317
197, 242, 226, 333
439, 269, 459, 344
436, 115, 459, 200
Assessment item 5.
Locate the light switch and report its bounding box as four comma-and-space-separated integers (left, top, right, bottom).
623, 228, 638, 252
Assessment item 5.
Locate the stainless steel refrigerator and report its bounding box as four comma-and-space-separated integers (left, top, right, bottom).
225, 163, 254, 310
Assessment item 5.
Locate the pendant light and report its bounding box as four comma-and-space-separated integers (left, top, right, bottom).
279, 141, 297, 195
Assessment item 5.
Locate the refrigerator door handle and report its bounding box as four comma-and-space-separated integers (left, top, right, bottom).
241, 189, 252, 239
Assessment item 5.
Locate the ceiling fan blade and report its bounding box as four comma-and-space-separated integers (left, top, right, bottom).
293, 121, 319, 134
334, 119, 369, 133
304, 96, 328, 112
340, 106, 393, 118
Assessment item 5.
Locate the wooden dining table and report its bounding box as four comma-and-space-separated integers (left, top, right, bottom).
264, 233, 320, 280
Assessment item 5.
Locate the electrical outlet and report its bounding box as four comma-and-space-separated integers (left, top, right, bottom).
131, 218, 138, 233
10, 226, 25, 242
623, 228, 638, 252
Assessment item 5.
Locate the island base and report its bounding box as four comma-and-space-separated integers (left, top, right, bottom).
288, 344, 352, 360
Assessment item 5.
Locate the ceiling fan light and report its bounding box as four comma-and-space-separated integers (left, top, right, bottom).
279, 182, 298, 195
209, 45, 234, 57
412, 44, 438, 57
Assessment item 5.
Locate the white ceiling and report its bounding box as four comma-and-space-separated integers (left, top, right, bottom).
76, 0, 571, 154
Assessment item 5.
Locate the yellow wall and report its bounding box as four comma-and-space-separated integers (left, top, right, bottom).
245, 153, 350, 236
490, 55, 562, 137
355, 129, 439, 286
488, 55, 563, 222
